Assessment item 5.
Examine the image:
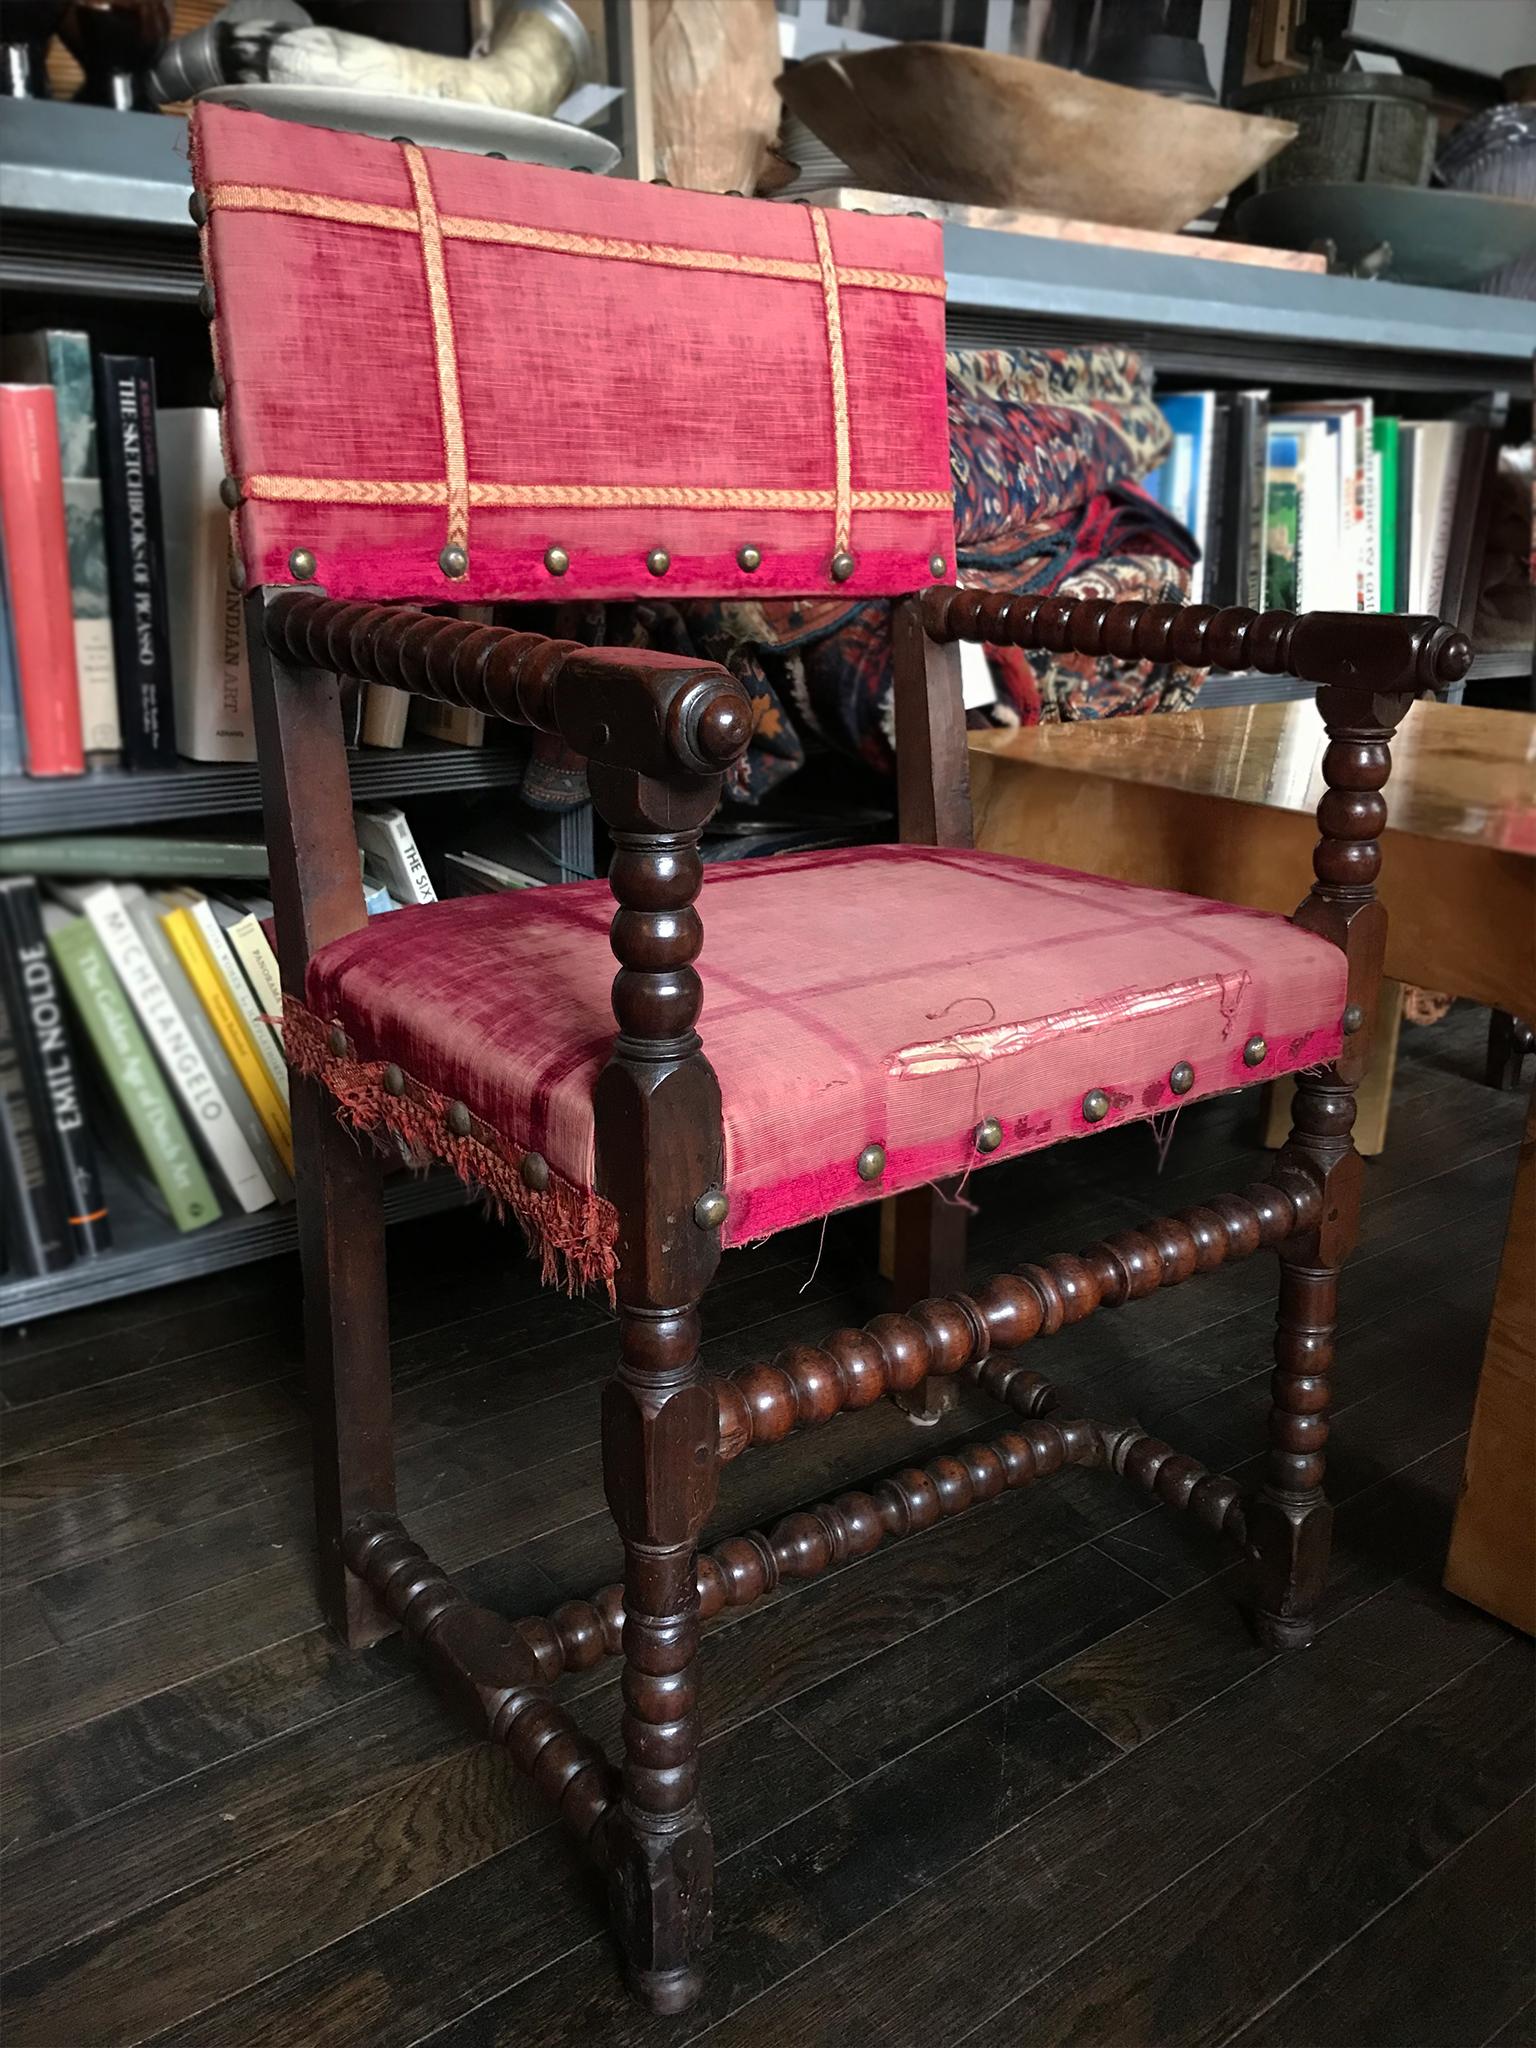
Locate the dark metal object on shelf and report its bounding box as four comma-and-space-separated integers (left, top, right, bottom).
141, 0, 310, 105
58, 0, 171, 110
1234, 70, 1437, 193
0, 0, 64, 95
1091, 30, 1216, 104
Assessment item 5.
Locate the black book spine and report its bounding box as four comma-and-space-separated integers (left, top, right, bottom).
1240, 393, 1271, 611
1205, 397, 1238, 609
95, 354, 176, 769
0, 878, 110, 1255
0, 979, 71, 1274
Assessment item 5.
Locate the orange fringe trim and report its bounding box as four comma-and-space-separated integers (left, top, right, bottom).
283, 999, 618, 1301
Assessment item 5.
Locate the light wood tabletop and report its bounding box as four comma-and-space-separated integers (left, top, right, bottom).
969, 700, 1536, 1015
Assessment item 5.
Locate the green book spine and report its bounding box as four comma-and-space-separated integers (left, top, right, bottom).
0, 835, 269, 880
1264, 441, 1301, 618
1373, 417, 1400, 613
47, 914, 221, 1233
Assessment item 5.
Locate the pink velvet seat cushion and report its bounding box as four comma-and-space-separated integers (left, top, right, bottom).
295, 847, 1346, 1280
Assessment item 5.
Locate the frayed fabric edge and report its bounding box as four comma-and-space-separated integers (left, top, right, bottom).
283, 998, 619, 1303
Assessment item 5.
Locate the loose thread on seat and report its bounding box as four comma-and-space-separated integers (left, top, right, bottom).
799, 1212, 831, 1294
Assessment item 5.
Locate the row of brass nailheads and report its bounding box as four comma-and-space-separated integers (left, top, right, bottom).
329, 1008, 1356, 1237
274, 542, 950, 588
326, 1025, 556, 1190
691, 1028, 1310, 1229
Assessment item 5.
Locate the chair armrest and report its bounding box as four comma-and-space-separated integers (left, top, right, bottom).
918, 589, 1473, 696
261, 588, 754, 783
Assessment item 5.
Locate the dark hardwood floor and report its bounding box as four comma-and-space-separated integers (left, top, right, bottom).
2, 1003, 1531, 2048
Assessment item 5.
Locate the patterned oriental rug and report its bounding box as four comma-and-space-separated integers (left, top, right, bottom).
518, 346, 1200, 810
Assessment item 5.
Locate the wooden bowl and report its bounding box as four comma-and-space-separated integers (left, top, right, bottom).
777, 45, 1296, 231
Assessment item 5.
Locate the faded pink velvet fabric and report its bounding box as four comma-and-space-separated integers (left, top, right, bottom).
304, 846, 1346, 1250
189, 105, 953, 604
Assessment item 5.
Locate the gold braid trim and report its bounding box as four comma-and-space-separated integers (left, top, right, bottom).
241, 474, 951, 514
809, 208, 853, 559
203, 181, 946, 298
400, 145, 469, 555
206, 182, 419, 231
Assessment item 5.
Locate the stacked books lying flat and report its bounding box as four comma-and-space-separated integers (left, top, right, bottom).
0, 804, 438, 1278
0, 332, 494, 780
1144, 391, 1494, 631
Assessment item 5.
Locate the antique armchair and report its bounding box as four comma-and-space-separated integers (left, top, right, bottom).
191, 104, 1471, 2015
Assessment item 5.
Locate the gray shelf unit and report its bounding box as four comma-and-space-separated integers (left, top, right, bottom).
5, 99, 1535, 385
0, 739, 528, 837
0, 1166, 465, 1329
2, 100, 1530, 1323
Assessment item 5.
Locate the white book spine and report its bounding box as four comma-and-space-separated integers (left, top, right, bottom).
79, 882, 274, 1213
355, 806, 436, 904
158, 409, 255, 763
188, 897, 289, 1102
1363, 446, 1381, 616
225, 913, 285, 1052
74, 616, 121, 757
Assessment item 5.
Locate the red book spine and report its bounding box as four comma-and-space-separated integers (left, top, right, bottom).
0, 386, 85, 777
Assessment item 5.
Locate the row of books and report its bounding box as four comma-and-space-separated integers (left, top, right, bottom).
0, 802, 440, 1279
0, 331, 506, 783
0, 331, 253, 778
1144, 390, 1491, 628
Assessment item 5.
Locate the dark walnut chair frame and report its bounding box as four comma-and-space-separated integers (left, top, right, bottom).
247, 577, 1468, 2014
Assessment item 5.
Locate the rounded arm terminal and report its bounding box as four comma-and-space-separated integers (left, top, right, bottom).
261, 588, 755, 783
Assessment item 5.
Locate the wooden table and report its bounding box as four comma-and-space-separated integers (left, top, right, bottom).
968, 698, 1536, 1635
969, 700, 1536, 1020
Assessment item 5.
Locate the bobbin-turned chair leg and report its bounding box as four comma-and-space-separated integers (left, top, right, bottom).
590, 764, 726, 2013
1250, 1069, 1359, 1649
1246, 668, 1403, 1652
888, 1183, 966, 1424
601, 1295, 718, 2014
293, 1073, 397, 1648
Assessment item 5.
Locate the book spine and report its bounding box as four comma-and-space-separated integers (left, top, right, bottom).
224, 912, 285, 1054
1204, 397, 1236, 608
1397, 429, 1417, 612
0, 387, 84, 776
360, 680, 410, 749
188, 898, 288, 1100
1368, 430, 1392, 614
1375, 419, 1400, 613
0, 836, 270, 880
0, 516, 26, 777
124, 890, 291, 1204
0, 879, 109, 1254
0, 979, 71, 1272
48, 914, 220, 1232
80, 882, 275, 1213
163, 904, 293, 1174
15, 332, 123, 753
95, 356, 176, 769
410, 696, 486, 747
158, 408, 256, 763
355, 807, 436, 904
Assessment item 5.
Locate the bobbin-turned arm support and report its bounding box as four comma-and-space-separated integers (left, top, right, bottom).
260, 588, 755, 782
918, 588, 1473, 694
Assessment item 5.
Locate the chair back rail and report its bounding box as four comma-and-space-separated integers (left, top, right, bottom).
189, 103, 953, 608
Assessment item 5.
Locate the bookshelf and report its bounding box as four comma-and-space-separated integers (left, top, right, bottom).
0, 740, 529, 837
0, 1161, 465, 1329
1, 100, 1530, 1326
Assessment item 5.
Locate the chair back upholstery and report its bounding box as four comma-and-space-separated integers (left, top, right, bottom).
190, 105, 954, 608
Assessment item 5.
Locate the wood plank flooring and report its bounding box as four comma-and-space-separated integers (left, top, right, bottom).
1, 1003, 1531, 2048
